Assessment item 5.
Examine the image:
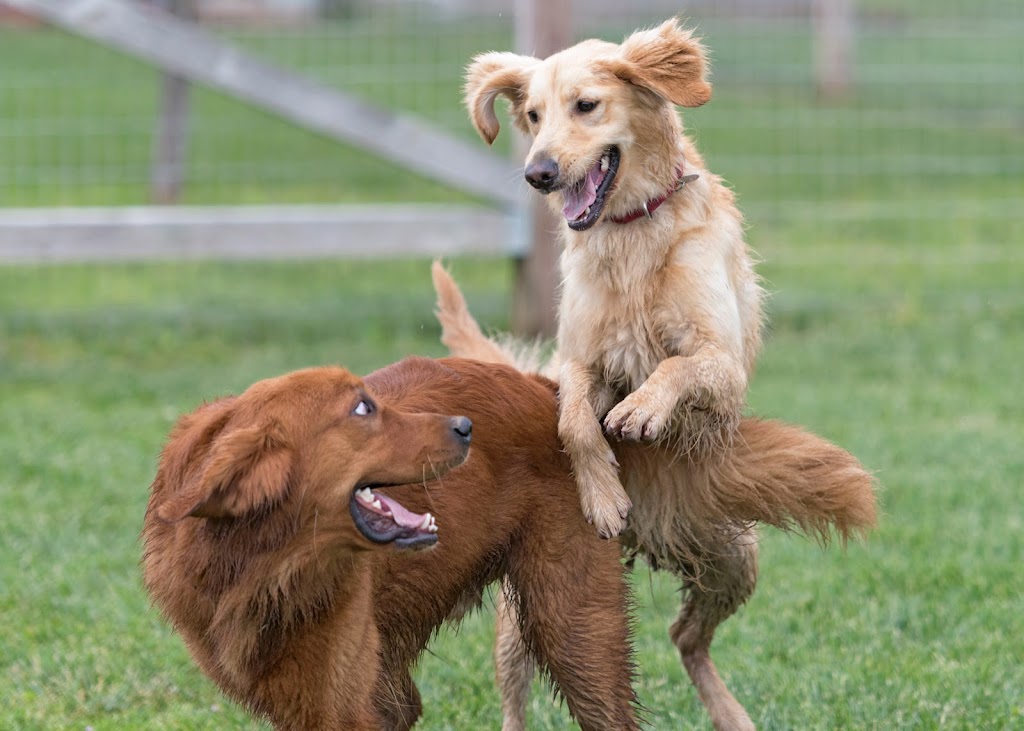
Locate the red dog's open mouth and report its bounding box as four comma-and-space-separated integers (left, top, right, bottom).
350, 486, 438, 549
562, 146, 620, 231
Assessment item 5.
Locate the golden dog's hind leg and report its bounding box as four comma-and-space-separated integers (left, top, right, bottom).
671, 532, 759, 731
494, 585, 534, 731
558, 359, 632, 538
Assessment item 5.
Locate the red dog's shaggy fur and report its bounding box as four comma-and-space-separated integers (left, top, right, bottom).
142, 359, 640, 730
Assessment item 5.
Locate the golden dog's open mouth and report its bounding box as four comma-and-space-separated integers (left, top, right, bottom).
350, 486, 438, 549
562, 146, 620, 231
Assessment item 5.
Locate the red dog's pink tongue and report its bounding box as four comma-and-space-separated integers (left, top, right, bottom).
376, 493, 428, 530
561, 164, 602, 220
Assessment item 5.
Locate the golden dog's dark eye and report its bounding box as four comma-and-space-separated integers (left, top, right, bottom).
527, 110, 539, 124
353, 400, 374, 416
577, 100, 598, 113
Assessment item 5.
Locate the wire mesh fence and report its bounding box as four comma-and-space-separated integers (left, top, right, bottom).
0, 0, 1021, 239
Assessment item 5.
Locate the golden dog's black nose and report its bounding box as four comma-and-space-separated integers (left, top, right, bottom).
451, 416, 473, 445
525, 158, 559, 191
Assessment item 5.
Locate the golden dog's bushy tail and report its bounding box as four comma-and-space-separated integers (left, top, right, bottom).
619, 419, 877, 574
431, 262, 877, 554
713, 419, 876, 543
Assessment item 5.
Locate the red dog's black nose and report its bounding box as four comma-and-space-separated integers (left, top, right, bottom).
451, 416, 472, 445
525, 158, 559, 191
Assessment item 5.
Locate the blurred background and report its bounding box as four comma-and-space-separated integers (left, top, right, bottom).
2, 1, 1020, 266
1, 1, 1021, 729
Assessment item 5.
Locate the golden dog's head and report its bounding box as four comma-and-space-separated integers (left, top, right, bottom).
465, 18, 710, 230
152, 366, 471, 551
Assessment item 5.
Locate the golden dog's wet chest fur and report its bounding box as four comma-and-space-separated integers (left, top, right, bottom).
557, 191, 760, 413
599, 310, 667, 394
560, 257, 677, 396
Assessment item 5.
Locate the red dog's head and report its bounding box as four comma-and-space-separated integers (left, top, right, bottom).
151, 366, 471, 551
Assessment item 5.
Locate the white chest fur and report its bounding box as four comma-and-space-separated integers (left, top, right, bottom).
559, 258, 678, 393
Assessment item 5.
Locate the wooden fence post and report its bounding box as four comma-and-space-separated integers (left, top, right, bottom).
150, 0, 195, 204
511, 0, 571, 338
814, 0, 854, 100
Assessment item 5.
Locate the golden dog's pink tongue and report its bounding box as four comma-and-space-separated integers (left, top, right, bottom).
376, 494, 430, 530
561, 164, 602, 220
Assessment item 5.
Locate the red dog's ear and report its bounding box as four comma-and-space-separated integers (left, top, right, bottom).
151, 399, 234, 517
157, 416, 293, 523
464, 51, 539, 144
604, 18, 711, 108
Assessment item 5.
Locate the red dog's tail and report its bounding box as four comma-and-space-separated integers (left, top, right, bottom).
433, 261, 551, 374
432, 261, 518, 366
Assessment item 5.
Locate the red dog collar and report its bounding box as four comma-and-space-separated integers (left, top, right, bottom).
609, 167, 699, 225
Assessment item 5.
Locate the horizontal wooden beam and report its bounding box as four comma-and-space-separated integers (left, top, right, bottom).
7, 0, 522, 208
0, 205, 521, 263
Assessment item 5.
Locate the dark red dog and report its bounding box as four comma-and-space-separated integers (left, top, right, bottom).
143, 358, 639, 730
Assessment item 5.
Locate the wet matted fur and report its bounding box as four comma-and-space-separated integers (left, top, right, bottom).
433, 263, 877, 731
142, 359, 640, 731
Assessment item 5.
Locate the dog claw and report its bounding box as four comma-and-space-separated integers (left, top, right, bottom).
605, 396, 668, 443
640, 420, 661, 441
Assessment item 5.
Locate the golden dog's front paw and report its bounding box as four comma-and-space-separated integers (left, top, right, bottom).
604, 391, 671, 442
583, 490, 632, 540
576, 453, 631, 539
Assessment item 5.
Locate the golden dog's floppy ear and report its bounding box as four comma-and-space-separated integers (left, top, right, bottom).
604, 18, 711, 108
464, 51, 538, 144
157, 410, 293, 523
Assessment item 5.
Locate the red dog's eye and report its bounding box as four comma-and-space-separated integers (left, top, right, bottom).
353, 400, 374, 416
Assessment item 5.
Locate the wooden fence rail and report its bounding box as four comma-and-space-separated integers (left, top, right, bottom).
0, 205, 517, 263
5, 0, 522, 208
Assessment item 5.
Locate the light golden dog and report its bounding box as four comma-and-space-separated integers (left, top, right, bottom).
465, 18, 763, 539
432, 263, 876, 731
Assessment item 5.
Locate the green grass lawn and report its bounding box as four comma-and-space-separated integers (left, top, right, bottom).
1, 3, 1022, 728
1, 221, 1022, 728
